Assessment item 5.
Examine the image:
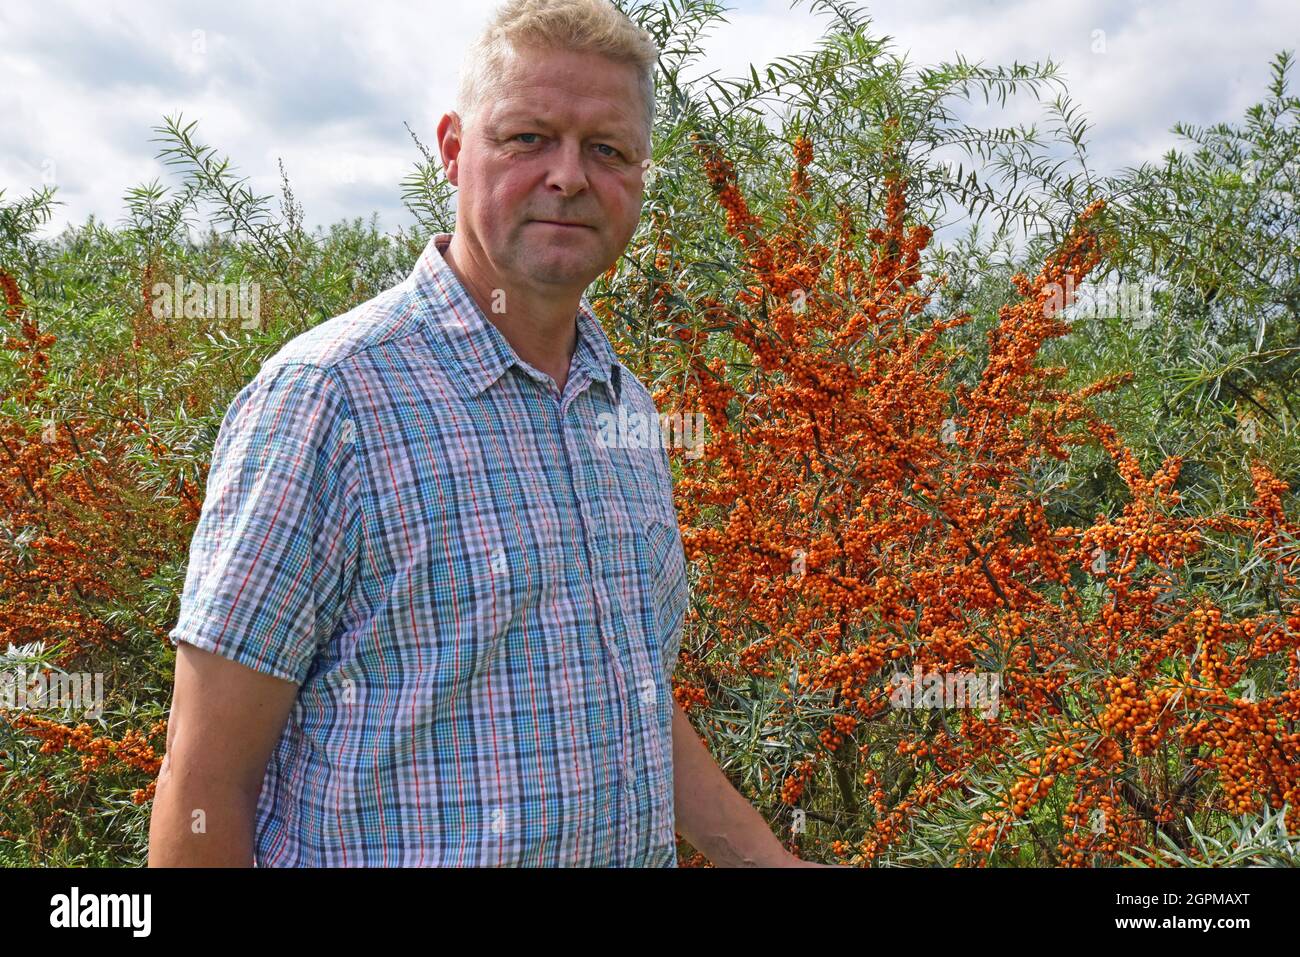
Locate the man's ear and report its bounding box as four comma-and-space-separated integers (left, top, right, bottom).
437, 111, 463, 187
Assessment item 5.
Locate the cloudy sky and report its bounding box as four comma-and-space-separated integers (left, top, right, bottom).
2, 0, 1296, 240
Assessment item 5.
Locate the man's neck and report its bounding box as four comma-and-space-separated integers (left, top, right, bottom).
441, 233, 580, 393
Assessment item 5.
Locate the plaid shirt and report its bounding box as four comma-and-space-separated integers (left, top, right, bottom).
169, 233, 690, 866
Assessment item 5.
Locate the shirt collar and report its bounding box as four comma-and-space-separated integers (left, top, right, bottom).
408, 232, 622, 405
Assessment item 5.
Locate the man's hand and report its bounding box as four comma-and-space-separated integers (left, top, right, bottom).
775, 852, 843, 867
673, 700, 848, 867
148, 642, 299, 867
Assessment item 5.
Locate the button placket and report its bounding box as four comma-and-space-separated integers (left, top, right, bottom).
556, 379, 638, 854
585, 399, 685, 866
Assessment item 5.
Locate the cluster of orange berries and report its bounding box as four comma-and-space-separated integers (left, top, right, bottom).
672, 680, 710, 713
1, 270, 56, 403
1099, 679, 1180, 755
1185, 693, 1300, 824
0, 268, 23, 320
817, 713, 858, 752
1003, 743, 1085, 818
780, 759, 817, 806
10, 716, 164, 799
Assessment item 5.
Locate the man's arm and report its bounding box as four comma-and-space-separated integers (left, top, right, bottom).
148, 642, 300, 867
149, 362, 356, 866
672, 699, 824, 867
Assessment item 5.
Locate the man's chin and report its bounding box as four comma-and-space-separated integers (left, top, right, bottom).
521, 248, 603, 287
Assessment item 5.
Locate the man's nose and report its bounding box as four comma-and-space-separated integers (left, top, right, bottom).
545, 139, 589, 196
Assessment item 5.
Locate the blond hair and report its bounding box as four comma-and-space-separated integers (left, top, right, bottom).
456, 0, 659, 149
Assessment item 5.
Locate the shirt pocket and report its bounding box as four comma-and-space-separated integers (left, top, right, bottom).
395, 515, 519, 688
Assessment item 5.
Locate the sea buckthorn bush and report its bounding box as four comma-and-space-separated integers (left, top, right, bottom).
600, 129, 1298, 866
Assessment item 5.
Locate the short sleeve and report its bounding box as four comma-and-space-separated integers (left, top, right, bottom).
168, 361, 361, 684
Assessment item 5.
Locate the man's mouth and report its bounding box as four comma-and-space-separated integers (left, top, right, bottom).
529, 220, 595, 230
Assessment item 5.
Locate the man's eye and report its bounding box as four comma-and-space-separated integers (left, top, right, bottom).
514, 133, 540, 144
595, 144, 621, 158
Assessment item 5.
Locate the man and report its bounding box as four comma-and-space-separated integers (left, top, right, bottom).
149, 0, 821, 867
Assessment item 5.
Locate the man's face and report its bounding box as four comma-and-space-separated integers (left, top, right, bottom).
440, 44, 649, 292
